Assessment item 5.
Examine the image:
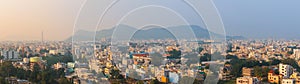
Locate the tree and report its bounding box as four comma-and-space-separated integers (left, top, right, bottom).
281, 58, 300, 72
253, 66, 263, 77
0, 61, 71, 84
167, 49, 181, 59
196, 47, 204, 53
269, 59, 281, 65
58, 77, 72, 84
200, 53, 211, 61
262, 67, 270, 78
110, 69, 122, 79
0, 77, 7, 84
150, 79, 160, 84
29, 64, 41, 82
0, 56, 4, 60
136, 80, 144, 84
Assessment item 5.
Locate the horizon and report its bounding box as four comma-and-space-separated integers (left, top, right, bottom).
1, 23, 300, 41
1, 0, 300, 41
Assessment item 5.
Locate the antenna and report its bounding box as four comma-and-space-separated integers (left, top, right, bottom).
42, 30, 44, 44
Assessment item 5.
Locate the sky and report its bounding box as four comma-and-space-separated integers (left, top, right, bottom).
0, 0, 83, 41
1, 0, 300, 41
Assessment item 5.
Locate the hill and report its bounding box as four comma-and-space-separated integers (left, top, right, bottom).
67, 25, 245, 41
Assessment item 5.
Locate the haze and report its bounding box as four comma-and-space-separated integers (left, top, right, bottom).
1, 0, 300, 41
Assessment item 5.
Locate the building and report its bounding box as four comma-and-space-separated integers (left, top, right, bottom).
219, 64, 233, 80
242, 67, 254, 77
132, 53, 150, 66
49, 50, 58, 55
282, 78, 295, 84
5, 77, 31, 84
293, 49, 300, 60
1, 50, 20, 60
236, 76, 260, 84
29, 57, 45, 71
279, 63, 293, 78
268, 70, 283, 84
289, 72, 300, 84
53, 62, 66, 70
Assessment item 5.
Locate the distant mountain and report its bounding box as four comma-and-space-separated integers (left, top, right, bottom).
67, 25, 246, 41
226, 36, 246, 40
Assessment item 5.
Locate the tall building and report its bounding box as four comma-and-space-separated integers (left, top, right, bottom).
293, 49, 300, 60
279, 63, 293, 78
1, 50, 19, 60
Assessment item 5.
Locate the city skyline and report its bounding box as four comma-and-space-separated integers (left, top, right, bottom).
2, 1, 300, 84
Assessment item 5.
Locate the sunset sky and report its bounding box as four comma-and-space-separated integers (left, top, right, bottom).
1, 0, 300, 41
0, 0, 83, 41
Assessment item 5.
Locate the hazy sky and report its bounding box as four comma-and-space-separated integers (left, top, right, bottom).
1, 0, 300, 41
0, 0, 83, 41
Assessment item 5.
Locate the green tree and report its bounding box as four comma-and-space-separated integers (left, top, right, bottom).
0, 77, 7, 84
58, 77, 72, 84
253, 66, 263, 77
281, 58, 300, 72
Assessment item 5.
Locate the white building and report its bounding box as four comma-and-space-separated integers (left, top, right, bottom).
293, 49, 300, 60
279, 63, 293, 78
1, 50, 20, 60
49, 50, 58, 55
282, 78, 295, 84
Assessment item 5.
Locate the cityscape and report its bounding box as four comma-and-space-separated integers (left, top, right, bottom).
4, 38, 300, 84
1, 0, 300, 84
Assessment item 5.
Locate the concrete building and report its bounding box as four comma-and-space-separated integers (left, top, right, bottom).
242, 67, 254, 77
268, 70, 283, 84
282, 78, 295, 84
289, 72, 300, 84
279, 63, 294, 78
294, 49, 300, 60
236, 76, 260, 84
219, 65, 233, 80
49, 50, 58, 55
1, 50, 20, 60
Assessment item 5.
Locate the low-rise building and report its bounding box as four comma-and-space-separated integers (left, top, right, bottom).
282, 78, 295, 84
289, 72, 300, 84
53, 62, 66, 70
219, 64, 233, 80
242, 67, 254, 77
268, 70, 283, 84
236, 76, 260, 84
